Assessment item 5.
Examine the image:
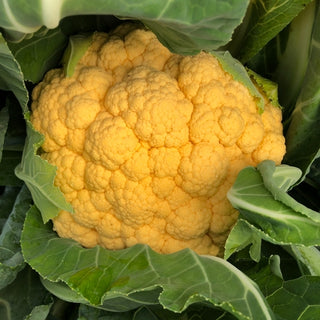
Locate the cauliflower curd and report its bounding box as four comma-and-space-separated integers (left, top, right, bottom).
30, 24, 286, 256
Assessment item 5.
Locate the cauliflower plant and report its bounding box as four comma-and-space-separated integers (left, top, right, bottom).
30, 24, 286, 256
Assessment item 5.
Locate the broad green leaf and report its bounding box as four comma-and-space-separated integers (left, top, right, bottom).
257, 161, 320, 222
227, 164, 320, 247
246, 258, 320, 320
283, 2, 320, 179
271, 165, 302, 192
228, 162, 320, 252
15, 120, 73, 222
0, 104, 9, 163
228, 0, 314, 63
224, 220, 262, 262
0, 33, 28, 113
24, 302, 53, 320
266, 276, 320, 320
246, 255, 283, 298
0, 185, 32, 290
8, 27, 68, 83
21, 207, 276, 320
41, 279, 88, 305
0, 266, 51, 320
0, 0, 250, 55
213, 51, 265, 113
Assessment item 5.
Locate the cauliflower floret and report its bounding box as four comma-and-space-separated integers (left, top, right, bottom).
30, 25, 286, 256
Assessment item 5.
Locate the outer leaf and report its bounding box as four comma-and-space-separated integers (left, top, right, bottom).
0, 266, 51, 320
24, 302, 53, 320
266, 276, 320, 320
247, 259, 320, 320
0, 185, 32, 290
224, 220, 262, 262
246, 255, 283, 298
21, 207, 276, 320
229, 0, 313, 63
257, 161, 320, 222
283, 1, 320, 179
0, 33, 28, 112
15, 120, 73, 222
227, 165, 320, 247
7, 27, 68, 83
0, 0, 249, 55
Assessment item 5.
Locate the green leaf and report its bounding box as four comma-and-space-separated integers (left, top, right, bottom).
257, 161, 320, 222
246, 255, 283, 298
62, 33, 93, 77
228, 0, 314, 63
15, 120, 73, 222
0, 33, 28, 113
41, 279, 88, 305
246, 257, 320, 320
283, 2, 320, 179
266, 276, 320, 320
24, 302, 53, 320
0, 266, 51, 320
0, 0, 250, 55
224, 220, 262, 262
227, 163, 320, 247
0, 185, 32, 290
21, 206, 276, 320
8, 27, 68, 83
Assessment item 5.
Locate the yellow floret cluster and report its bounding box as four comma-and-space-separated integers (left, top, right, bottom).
30, 24, 286, 256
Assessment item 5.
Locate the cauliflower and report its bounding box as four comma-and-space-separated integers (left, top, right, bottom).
30, 24, 286, 256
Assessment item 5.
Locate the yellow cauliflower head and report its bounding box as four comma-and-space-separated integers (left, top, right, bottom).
30, 24, 286, 256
